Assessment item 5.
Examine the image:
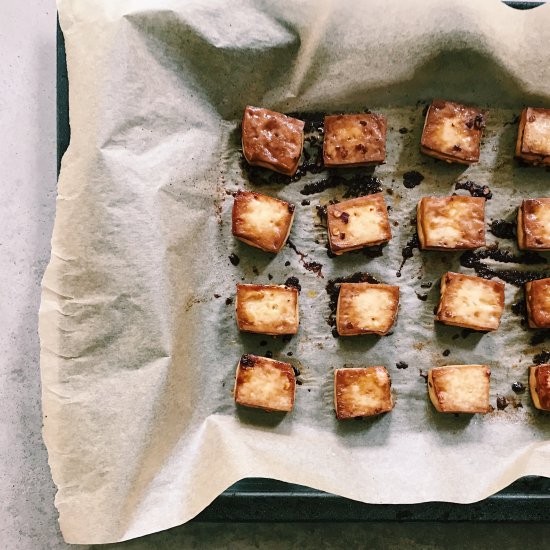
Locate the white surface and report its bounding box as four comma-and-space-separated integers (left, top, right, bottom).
0, 1, 548, 549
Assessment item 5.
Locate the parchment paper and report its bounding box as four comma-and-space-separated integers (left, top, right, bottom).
42, 0, 550, 543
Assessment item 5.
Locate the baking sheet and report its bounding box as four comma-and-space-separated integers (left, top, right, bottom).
42, 0, 550, 543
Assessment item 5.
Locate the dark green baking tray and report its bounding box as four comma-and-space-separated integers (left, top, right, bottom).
57, 2, 550, 522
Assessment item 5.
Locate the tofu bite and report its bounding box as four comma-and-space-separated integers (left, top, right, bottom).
327, 193, 391, 255
529, 364, 550, 411
334, 367, 393, 419
236, 284, 299, 335
526, 277, 550, 328
436, 272, 505, 331
515, 108, 550, 166
234, 354, 296, 412
517, 199, 550, 250
323, 113, 387, 167
428, 365, 491, 414
336, 283, 399, 336
232, 191, 295, 253
242, 106, 305, 176
420, 99, 486, 164
417, 196, 485, 250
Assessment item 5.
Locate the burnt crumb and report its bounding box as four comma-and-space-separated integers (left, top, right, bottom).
454, 180, 492, 200
504, 114, 520, 126
496, 396, 509, 410
265, 350, 273, 359
252, 266, 259, 276
473, 113, 485, 130
214, 294, 221, 298
489, 219, 515, 239
229, 253, 240, 266
331, 328, 339, 338
287, 240, 324, 277
460, 246, 549, 287
240, 354, 255, 367
340, 211, 350, 224
396, 231, 420, 277
286, 111, 325, 134
287, 203, 296, 214
531, 330, 550, 346
326, 272, 380, 328
300, 174, 382, 198
315, 199, 340, 226
287, 351, 293, 357
296, 379, 303, 385
442, 349, 451, 357
512, 382, 526, 394
291, 365, 301, 377
259, 340, 267, 347
420, 281, 433, 289
225, 297, 233, 306
304, 261, 323, 278
511, 300, 526, 317
396, 361, 409, 370
402, 170, 424, 189
284, 276, 301, 292
419, 369, 429, 383
415, 292, 428, 301
268, 273, 273, 280
399, 127, 409, 134
534, 350, 550, 365
301, 199, 311, 206
285, 261, 291, 267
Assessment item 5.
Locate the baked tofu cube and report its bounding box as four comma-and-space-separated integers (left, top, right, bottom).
526, 277, 550, 328
334, 367, 393, 419
515, 108, 550, 166
234, 354, 296, 412
242, 106, 305, 176
336, 283, 399, 336
436, 272, 505, 331
428, 365, 491, 414
327, 193, 391, 255
236, 284, 299, 335
323, 113, 387, 167
517, 199, 550, 250
232, 191, 295, 253
420, 99, 486, 164
417, 196, 485, 250
529, 364, 550, 411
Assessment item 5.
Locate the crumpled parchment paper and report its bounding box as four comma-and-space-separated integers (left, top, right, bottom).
41, 0, 550, 543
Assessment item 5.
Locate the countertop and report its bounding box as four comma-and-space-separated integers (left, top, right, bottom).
0, 1, 548, 548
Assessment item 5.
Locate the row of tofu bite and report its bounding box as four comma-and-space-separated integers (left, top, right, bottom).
235, 273, 550, 338
234, 190, 550, 254
234, 356, 550, 417
242, 102, 550, 175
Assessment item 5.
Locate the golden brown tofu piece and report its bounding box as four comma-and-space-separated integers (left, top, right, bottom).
526, 277, 550, 328
327, 193, 391, 255
334, 367, 393, 419
232, 191, 295, 253
242, 106, 305, 176
428, 365, 491, 414
234, 354, 296, 412
517, 199, 550, 251
529, 364, 550, 411
417, 196, 485, 250
323, 113, 387, 167
515, 108, 550, 166
420, 99, 486, 164
436, 272, 505, 332
336, 283, 399, 336
236, 284, 299, 335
